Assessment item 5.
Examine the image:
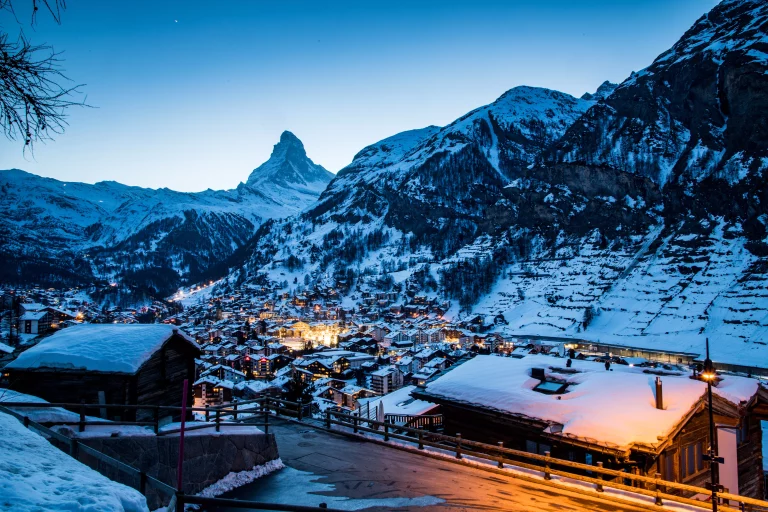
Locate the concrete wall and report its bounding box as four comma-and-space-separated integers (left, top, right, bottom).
59, 431, 279, 509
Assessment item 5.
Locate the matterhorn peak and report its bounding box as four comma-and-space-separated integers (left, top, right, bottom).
246, 131, 334, 192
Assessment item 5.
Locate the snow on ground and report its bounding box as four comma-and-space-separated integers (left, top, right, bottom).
470, 221, 768, 368
225, 465, 445, 510
196, 459, 284, 497
6, 324, 196, 374
0, 389, 103, 424
0, 411, 148, 512
424, 354, 717, 451
168, 279, 223, 306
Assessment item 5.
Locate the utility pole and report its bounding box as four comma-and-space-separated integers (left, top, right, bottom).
701, 338, 723, 511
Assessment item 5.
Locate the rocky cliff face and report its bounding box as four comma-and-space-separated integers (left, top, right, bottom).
550, 0, 768, 187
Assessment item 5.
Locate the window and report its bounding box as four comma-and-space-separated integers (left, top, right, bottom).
664, 450, 678, 482
737, 419, 749, 445
680, 442, 704, 479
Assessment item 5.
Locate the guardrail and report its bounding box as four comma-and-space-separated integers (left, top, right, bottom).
323, 408, 768, 511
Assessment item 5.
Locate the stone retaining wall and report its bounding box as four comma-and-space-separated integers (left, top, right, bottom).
59, 430, 279, 509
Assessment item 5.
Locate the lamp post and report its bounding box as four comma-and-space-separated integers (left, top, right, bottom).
701, 338, 722, 511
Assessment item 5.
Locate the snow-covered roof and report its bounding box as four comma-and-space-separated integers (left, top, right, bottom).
422, 354, 758, 451
19, 302, 45, 312
358, 385, 436, 416
19, 311, 47, 321
6, 324, 198, 374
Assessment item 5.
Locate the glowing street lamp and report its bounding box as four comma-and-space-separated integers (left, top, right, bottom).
701, 338, 723, 511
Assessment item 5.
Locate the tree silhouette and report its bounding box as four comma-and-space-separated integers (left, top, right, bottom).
1, 0, 85, 148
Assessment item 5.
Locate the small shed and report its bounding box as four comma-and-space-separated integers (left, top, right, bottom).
5, 324, 200, 420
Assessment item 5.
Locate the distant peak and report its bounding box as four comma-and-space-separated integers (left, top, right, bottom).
271, 130, 306, 158
247, 131, 333, 189
279, 130, 302, 146
581, 81, 618, 101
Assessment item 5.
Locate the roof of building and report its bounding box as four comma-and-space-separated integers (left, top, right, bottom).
19, 311, 48, 321
358, 385, 436, 416
6, 324, 198, 374
420, 354, 758, 452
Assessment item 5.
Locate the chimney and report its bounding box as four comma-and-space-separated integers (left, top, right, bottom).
655, 376, 664, 410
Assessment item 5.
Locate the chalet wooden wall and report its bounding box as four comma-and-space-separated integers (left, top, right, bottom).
134, 335, 197, 415
7, 334, 198, 421
738, 413, 765, 498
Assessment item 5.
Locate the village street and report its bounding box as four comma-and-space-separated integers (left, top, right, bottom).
222, 419, 660, 511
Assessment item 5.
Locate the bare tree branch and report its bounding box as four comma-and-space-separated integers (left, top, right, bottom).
0, 0, 85, 150
0, 0, 66, 25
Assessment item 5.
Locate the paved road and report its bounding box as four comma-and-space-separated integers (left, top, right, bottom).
223, 419, 655, 511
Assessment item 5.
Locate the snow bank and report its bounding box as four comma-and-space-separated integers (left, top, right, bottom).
0, 389, 103, 424
6, 324, 197, 374
196, 458, 284, 497
0, 411, 148, 512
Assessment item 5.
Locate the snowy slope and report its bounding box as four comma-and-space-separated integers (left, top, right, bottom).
0, 411, 148, 512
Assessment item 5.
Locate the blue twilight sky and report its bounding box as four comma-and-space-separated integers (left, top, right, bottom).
0, 0, 719, 192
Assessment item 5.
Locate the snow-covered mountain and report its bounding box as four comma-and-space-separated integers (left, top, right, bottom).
0, 131, 333, 294
232, 0, 768, 368
551, 0, 768, 186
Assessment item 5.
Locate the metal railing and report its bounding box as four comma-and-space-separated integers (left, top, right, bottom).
323, 408, 768, 511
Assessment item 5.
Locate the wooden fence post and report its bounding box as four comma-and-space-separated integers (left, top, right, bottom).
153, 407, 160, 434
264, 404, 269, 435
455, 433, 462, 459
384, 423, 389, 442
418, 431, 424, 450
654, 472, 663, 506
23, 416, 29, 428
205, 404, 209, 422
79, 401, 86, 433
297, 400, 303, 422
215, 409, 221, 433
325, 409, 331, 428
69, 438, 79, 460
353, 412, 359, 434
139, 471, 147, 495
233, 401, 238, 422
544, 451, 551, 480
498, 442, 504, 468
595, 461, 603, 491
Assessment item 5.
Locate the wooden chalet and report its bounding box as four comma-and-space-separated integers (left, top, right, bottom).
5, 324, 200, 420
413, 354, 766, 498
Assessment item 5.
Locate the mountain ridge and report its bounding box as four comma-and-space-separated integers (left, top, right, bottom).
0, 131, 333, 295
224, 0, 768, 368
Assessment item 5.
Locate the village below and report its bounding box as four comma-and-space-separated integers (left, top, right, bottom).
2, 0, 768, 510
